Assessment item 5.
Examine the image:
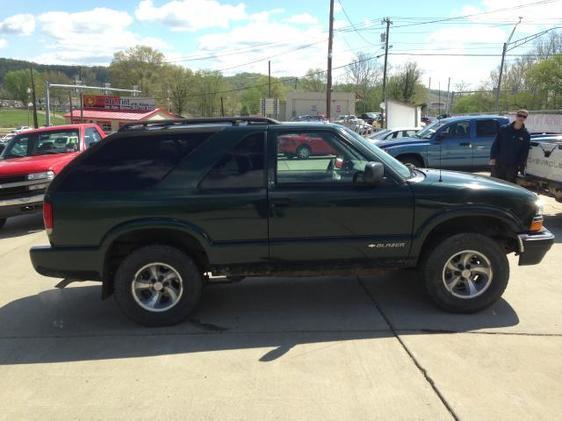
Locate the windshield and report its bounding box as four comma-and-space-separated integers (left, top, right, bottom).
415, 120, 446, 139
369, 129, 391, 139
3, 129, 80, 159
340, 127, 412, 179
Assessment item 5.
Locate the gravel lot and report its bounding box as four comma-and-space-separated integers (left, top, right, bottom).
0, 192, 560, 420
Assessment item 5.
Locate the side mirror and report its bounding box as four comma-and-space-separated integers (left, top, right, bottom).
363, 162, 384, 185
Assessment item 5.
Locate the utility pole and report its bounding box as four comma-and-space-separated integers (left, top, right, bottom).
446, 77, 451, 114
326, 0, 335, 121
268, 60, 272, 98
29, 65, 38, 128
45, 80, 51, 126
438, 81, 441, 116
381, 17, 391, 129
220, 97, 225, 117
68, 91, 73, 123
496, 17, 522, 112
428, 77, 431, 91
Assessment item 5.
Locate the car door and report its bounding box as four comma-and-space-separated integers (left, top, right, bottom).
427, 120, 472, 169
267, 127, 414, 264
472, 119, 500, 170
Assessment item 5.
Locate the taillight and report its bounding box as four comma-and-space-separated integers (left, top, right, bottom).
43, 200, 53, 235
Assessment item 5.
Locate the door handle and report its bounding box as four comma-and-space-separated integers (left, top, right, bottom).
460, 142, 472, 147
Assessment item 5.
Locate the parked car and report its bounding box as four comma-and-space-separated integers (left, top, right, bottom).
13, 126, 31, 133
291, 115, 328, 123
377, 115, 510, 170
360, 112, 381, 125
369, 127, 421, 141
517, 134, 562, 202
278, 133, 337, 159
30, 117, 553, 326
0, 124, 105, 228
335, 115, 374, 136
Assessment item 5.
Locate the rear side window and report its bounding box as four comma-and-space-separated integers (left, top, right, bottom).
57, 132, 210, 192
199, 133, 265, 190
476, 120, 498, 137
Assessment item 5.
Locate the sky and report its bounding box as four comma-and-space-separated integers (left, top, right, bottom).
0, 0, 560, 89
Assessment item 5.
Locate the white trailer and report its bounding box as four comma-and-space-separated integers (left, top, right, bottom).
518, 135, 562, 202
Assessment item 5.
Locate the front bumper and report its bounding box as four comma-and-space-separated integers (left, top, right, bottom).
30, 245, 103, 280
517, 229, 555, 265
0, 194, 44, 218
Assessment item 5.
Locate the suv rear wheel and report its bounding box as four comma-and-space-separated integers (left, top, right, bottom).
421, 233, 509, 313
113, 245, 202, 326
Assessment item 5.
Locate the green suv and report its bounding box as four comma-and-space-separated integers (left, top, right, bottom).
30, 118, 554, 326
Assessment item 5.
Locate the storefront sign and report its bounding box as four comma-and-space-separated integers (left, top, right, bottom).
83, 95, 155, 112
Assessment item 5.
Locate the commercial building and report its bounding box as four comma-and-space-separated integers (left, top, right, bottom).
63, 95, 180, 133
283, 92, 356, 121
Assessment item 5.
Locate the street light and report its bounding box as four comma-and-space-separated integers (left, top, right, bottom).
495, 17, 522, 112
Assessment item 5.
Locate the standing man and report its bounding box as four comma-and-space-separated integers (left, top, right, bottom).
490, 109, 531, 183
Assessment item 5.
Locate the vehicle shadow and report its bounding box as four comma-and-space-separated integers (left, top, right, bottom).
0, 213, 43, 240
0, 273, 519, 365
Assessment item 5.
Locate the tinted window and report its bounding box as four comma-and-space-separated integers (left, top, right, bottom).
85, 127, 102, 148
441, 121, 470, 138
476, 120, 498, 137
200, 133, 265, 189
57, 132, 209, 192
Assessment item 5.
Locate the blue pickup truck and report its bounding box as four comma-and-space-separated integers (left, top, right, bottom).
375, 115, 510, 170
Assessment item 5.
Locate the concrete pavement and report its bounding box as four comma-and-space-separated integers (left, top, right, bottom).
0, 196, 561, 420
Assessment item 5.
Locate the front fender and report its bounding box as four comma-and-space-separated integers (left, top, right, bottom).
410, 206, 523, 257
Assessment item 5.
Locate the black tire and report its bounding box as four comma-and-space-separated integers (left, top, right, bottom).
296, 145, 311, 159
421, 233, 509, 313
0, 218, 6, 229
398, 155, 423, 168
113, 245, 203, 327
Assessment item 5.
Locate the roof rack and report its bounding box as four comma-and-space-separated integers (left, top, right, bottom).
118, 117, 280, 132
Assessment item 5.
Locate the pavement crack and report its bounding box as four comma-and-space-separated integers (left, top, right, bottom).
356, 276, 459, 421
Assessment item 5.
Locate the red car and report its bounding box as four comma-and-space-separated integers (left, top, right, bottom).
278, 133, 338, 159
0, 124, 105, 228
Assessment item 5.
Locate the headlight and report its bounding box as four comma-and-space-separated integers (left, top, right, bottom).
535, 198, 544, 216
27, 171, 55, 181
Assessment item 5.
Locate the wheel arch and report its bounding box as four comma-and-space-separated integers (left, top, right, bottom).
412, 209, 522, 264
101, 220, 211, 299
396, 153, 426, 167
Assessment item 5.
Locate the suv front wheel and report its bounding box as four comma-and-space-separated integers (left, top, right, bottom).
113, 245, 203, 326
421, 233, 509, 313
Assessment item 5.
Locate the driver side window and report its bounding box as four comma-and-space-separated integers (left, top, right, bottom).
440, 121, 470, 138
275, 131, 368, 185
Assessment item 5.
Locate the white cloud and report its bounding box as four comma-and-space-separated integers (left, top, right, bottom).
285, 13, 319, 25
0, 14, 35, 36
192, 13, 353, 79
35, 8, 167, 65
135, 0, 247, 31
0, 39, 6, 49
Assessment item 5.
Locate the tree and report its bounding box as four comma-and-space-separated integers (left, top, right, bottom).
42, 70, 72, 107
161, 65, 194, 116
4, 69, 43, 105
527, 54, 562, 109
109, 45, 165, 94
387, 62, 426, 105
345, 53, 381, 112
299, 68, 326, 92
188, 71, 227, 117
452, 92, 495, 113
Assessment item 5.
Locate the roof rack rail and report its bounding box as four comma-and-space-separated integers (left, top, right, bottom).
118, 117, 280, 132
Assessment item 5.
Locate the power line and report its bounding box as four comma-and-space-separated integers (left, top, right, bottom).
337, 0, 379, 46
